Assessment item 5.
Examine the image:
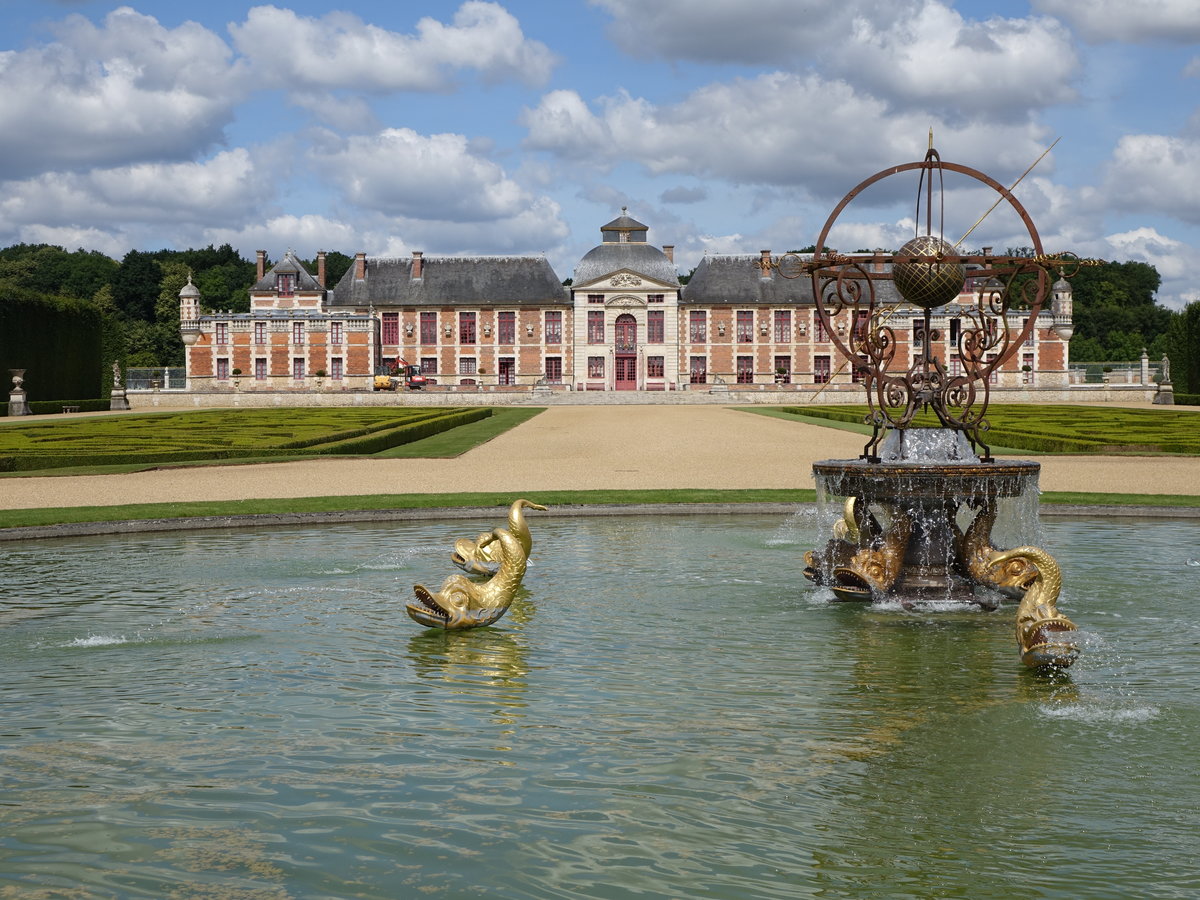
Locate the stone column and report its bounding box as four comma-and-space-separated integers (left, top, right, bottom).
1140, 348, 1150, 386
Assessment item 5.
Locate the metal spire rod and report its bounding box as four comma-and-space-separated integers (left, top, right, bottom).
955, 137, 1061, 249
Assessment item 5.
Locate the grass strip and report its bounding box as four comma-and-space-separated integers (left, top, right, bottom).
0, 489, 812, 530
376, 407, 545, 457
2, 488, 1197, 532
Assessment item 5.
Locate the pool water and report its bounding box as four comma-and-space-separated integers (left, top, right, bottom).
2, 514, 1197, 899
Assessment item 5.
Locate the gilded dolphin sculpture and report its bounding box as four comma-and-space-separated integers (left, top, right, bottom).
956, 501, 1038, 600
835, 504, 912, 596
803, 497, 879, 581
988, 546, 1079, 669
452, 499, 547, 576
803, 498, 910, 599
409, 527, 529, 629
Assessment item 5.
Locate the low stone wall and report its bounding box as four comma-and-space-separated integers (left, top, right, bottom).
128, 383, 1163, 408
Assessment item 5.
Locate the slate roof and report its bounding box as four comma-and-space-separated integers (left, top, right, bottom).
599, 212, 649, 242
329, 256, 569, 307
251, 250, 324, 292
682, 254, 906, 306
574, 243, 678, 287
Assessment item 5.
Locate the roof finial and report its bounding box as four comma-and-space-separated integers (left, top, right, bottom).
621, 206, 627, 215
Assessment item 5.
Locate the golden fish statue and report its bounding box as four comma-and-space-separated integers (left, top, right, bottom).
955, 500, 1038, 602
452, 499, 547, 576
408, 527, 529, 630
803, 497, 909, 600
988, 546, 1079, 669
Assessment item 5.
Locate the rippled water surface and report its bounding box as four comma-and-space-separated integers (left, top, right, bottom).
2, 514, 1198, 899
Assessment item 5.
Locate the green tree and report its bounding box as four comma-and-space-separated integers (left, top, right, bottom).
154, 262, 190, 367
112, 250, 163, 322
1165, 301, 1200, 394
1069, 260, 1170, 361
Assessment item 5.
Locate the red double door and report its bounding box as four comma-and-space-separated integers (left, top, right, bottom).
615, 314, 636, 390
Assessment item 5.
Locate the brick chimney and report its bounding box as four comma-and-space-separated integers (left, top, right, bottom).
760, 249, 772, 278
873, 250, 885, 274
316, 250, 326, 287
662, 245, 674, 263
256, 250, 266, 281
354, 252, 366, 280
412, 250, 423, 279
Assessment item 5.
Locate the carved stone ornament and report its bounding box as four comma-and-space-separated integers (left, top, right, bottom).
608, 295, 644, 308
610, 273, 642, 287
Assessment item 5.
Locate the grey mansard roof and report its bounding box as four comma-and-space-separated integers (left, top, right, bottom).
682, 255, 905, 306
330, 256, 569, 307
574, 243, 678, 287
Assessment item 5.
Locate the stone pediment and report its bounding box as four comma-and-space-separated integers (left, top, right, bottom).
574, 267, 678, 292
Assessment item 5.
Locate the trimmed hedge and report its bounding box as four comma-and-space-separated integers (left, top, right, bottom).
0, 288, 104, 403
24, 399, 112, 415
790, 404, 1200, 454
0, 407, 492, 471
1173, 393, 1200, 406
311, 409, 490, 455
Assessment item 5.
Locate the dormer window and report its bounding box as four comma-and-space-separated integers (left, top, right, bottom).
276, 273, 295, 297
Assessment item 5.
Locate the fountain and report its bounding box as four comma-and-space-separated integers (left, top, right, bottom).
794, 144, 1091, 669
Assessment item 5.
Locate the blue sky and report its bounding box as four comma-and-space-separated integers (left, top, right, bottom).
1, 0, 1198, 307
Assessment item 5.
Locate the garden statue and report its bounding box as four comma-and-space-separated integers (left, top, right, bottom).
408, 527, 531, 629
452, 498, 547, 576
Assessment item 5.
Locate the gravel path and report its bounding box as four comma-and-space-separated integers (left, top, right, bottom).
2, 405, 1199, 511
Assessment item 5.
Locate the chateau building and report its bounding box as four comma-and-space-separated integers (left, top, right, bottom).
180, 212, 1074, 393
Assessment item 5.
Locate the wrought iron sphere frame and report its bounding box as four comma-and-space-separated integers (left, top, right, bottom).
777, 149, 1086, 463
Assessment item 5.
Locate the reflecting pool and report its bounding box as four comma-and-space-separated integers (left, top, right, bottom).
2, 514, 1198, 899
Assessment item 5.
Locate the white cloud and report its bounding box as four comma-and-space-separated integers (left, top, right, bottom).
1103, 134, 1200, 225
0, 6, 242, 178
229, 2, 556, 93
312, 127, 540, 222
592, 0, 1077, 118
308, 127, 568, 253
1033, 0, 1200, 42
846, 4, 1078, 118
0, 149, 275, 231
590, 0, 870, 64
203, 214, 367, 260
523, 77, 1052, 198
1106, 226, 1190, 280
1105, 226, 1200, 310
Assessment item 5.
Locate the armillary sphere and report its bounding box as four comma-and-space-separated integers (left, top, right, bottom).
776, 145, 1088, 463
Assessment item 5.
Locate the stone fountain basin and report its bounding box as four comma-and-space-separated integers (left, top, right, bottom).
813, 459, 1040, 503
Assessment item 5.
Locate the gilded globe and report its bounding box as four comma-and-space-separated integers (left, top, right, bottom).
893, 235, 965, 310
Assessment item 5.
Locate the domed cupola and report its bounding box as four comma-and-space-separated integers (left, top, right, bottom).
574, 209, 678, 287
